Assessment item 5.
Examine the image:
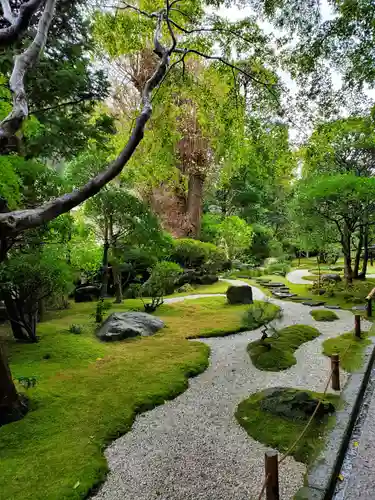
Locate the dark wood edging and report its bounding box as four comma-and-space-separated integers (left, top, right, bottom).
295, 338, 375, 500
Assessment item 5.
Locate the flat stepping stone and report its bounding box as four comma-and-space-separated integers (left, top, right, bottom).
352, 305, 367, 311
264, 282, 285, 288
324, 305, 341, 310
290, 297, 312, 302
272, 292, 296, 299
302, 301, 326, 307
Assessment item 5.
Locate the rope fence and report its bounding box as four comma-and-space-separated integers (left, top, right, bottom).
255, 314, 360, 500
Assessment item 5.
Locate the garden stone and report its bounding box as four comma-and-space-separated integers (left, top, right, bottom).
260, 388, 335, 422
74, 285, 101, 302
321, 273, 341, 283
226, 285, 253, 304
302, 301, 325, 307
352, 305, 367, 312
325, 305, 341, 310
96, 312, 165, 341
195, 274, 218, 285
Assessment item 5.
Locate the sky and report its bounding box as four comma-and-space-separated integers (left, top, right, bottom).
211, 1, 375, 144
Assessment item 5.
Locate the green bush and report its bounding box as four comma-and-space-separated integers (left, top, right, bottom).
171, 238, 227, 272
141, 261, 183, 312
310, 309, 339, 321
68, 324, 83, 334
248, 324, 320, 371
266, 261, 291, 276
242, 301, 281, 330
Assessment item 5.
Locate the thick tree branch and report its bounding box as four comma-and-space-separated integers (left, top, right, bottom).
0, 12, 171, 236
0, 0, 56, 140
1, 0, 16, 24
0, 0, 44, 46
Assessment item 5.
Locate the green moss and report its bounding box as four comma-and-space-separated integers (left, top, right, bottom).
310, 309, 339, 322
323, 331, 371, 372
248, 324, 321, 371
236, 389, 340, 464
196, 300, 280, 338
1, 293, 254, 500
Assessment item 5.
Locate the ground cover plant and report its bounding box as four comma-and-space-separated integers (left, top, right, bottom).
323, 332, 371, 372
236, 389, 340, 464
310, 309, 339, 321
248, 324, 321, 371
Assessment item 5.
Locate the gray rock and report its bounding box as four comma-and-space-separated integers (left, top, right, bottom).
325, 305, 341, 310
321, 274, 341, 283
260, 387, 335, 422
96, 312, 164, 341
302, 301, 326, 307
226, 285, 253, 304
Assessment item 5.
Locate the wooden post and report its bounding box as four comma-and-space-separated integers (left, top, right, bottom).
367, 298, 372, 318
265, 451, 279, 500
355, 315, 361, 338
331, 354, 340, 391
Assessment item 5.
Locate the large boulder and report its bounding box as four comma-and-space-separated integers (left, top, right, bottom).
226, 285, 253, 305
260, 387, 335, 422
74, 285, 101, 302
96, 312, 164, 341
195, 274, 218, 285
321, 273, 341, 283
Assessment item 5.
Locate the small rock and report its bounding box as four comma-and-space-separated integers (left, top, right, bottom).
321, 273, 341, 283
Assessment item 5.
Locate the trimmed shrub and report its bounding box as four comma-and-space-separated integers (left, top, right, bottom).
266, 261, 291, 277
141, 261, 183, 312
171, 238, 227, 272
310, 309, 339, 322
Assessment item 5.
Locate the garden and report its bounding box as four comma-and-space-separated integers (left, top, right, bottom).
1, 1, 375, 500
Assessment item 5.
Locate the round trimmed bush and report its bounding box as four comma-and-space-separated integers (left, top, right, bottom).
310, 309, 339, 322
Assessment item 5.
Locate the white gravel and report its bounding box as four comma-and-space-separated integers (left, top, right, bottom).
286, 269, 314, 285
92, 281, 371, 500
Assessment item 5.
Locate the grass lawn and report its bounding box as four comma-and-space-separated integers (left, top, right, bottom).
236, 389, 340, 464
248, 324, 321, 371
322, 331, 371, 372
310, 309, 339, 322
0, 293, 274, 500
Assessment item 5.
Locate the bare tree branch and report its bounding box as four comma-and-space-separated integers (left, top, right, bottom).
1, 0, 16, 24
0, 0, 56, 140
0, 0, 44, 46
0, 11, 171, 236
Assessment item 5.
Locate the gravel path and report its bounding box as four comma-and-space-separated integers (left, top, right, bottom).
286, 269, 314, 285
92, 281, 371, 500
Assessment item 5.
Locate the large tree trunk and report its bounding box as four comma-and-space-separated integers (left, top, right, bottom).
353, 227, 364, 279
0, 343, 26, 426
186, 173, 204, 239
342, 225, 353, 284
113, 264, 123, 304
4, 294, 29, 341
100, 221, 110, 298
362, 224, 370, 277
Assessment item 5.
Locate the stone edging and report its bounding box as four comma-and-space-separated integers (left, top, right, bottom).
295, 338, 375, 500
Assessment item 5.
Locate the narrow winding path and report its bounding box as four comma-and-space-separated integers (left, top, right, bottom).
286, 269, 314, 285
92, 281, 370, 500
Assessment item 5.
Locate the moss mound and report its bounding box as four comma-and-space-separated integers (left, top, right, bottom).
236, 388, 339, 464
248, 324, 320, 371
310, 309, 339, 322
323, 332, 371, 372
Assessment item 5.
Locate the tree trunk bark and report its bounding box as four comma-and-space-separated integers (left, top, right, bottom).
0, 343, 26, 426
4, 294, 29, 341
186, 173, 204, 239
113, 264, 122, 303
100, 222, 110, 298
362, 224, 369, 277
342, 225, 353, 284
353, 227, 364, 279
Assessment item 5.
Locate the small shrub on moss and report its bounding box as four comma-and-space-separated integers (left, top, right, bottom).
248, 324, 320, 371
177, 283, 195, 293
242, 301, 281, 331
310, 309, 339, 322
265, 261, 291, 277
68, 324, 83, 334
